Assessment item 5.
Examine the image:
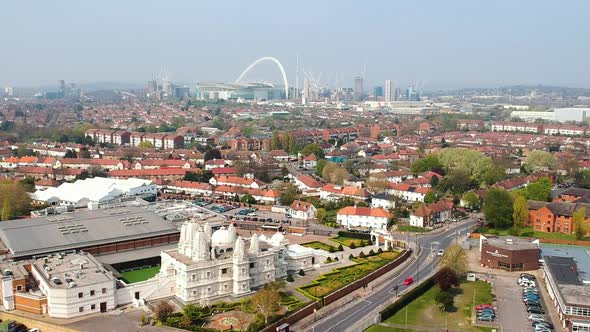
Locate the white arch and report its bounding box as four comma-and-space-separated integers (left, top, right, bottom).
235, 57, 289, 100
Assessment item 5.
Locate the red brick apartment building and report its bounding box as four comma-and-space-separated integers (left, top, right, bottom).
527, 201, 590, 235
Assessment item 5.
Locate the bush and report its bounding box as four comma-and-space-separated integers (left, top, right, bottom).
338, 244, 344, 251
155, 301, 174, 322
337, 231, 372, 240
378, 248, 383, 253
369, 249, 375, 256
286, 275, 294, 282
329, 246, 336, 253
380, 276, 436, 320
349, 242, 357, 249
348, 254, 354, 260
334, 257, 339, 261
140, 314, 146, 326
359, 251, 365, 258
326, 257, 332, 263
298, 269, 305, 276
435, 289, 454, 311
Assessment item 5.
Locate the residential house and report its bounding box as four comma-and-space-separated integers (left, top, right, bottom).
288, 200, 317, 220
409, 200, 454, 228
527, 200, 590, 235
336, 206, 392, 230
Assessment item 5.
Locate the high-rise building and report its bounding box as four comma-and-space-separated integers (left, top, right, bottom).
373, 86, 383, 100
302, 77, 310, 105
147, 80, 158, 93
385, 80, 393, 102
354, 77, 364, 101
394, 87, 402, 101
4, 87, 14, 97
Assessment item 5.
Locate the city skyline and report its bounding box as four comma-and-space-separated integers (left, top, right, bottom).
1, 0, 590, 89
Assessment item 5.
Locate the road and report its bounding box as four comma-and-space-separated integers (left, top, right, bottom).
305, 219, 478, 332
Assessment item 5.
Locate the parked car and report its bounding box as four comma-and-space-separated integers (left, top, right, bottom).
528, 314, 545, 321
403, 276, 414, 285
478, 314, 494, 321
532, 321, 554, 329
521, 273, 536, 280
475, 304, 493, 310
437, 249, 444, 256
527, 307, 545, 314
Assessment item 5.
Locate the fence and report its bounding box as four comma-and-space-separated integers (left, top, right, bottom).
323, 249, 411, 305
261, 249, 411, 332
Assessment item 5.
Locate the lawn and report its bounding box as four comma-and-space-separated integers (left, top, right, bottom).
397, 225, 432, 233
297, 251, 400, 299
301, 241, 342, 252
383, 280, 494, 332
477, 225, 590, 241
120, 266, 160, 283
331, 236, 370, 248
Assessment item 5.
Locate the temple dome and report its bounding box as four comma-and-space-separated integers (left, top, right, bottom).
211, 227, 237, 247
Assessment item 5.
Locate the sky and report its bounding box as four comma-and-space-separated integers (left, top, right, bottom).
1, 0, 590, 89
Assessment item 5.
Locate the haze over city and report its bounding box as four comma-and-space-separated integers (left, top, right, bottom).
1, 0, 590, 89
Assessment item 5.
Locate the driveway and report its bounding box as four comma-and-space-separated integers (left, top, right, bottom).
67, 309, 170, 332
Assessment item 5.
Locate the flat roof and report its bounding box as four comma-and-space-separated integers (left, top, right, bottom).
0, 205, 179, 258
541, 244, 590, 306
483, 236, 539, 251
32, 252, 115, 288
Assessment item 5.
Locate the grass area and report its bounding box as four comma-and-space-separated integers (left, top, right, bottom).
397, 225, 432, 233
331, 236, 370, 248
297, 251, 400, 300
301, 241, 342, 252
120, 266, 160, 283
477, 225, 590, 241
383, 281, 494, 332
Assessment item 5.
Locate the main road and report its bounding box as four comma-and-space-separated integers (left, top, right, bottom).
304, 218, 478, 332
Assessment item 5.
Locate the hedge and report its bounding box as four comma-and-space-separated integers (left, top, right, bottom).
379, 275, 436, 320
337, 231, 372, 240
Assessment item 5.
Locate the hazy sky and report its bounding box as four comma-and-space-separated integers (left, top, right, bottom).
1, 0, 590, 89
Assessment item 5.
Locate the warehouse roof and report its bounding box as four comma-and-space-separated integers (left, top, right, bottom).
0, 205, 178, 258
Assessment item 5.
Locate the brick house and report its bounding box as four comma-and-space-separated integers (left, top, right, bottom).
527, 201, 590, 235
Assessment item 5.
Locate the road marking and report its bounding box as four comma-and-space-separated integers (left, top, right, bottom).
304, 300, 372, 332
324, 300, 372, 332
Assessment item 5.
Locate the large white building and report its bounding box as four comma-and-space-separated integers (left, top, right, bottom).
510, 110, 555, 121
553, 107, 590, 123
31, 177, 157, 208
336, 206, 392, 230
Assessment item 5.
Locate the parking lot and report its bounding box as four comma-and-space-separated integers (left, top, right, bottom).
483, 273, 557, 332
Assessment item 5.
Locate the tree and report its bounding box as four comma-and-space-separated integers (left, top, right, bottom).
315, 159, 328, 176
512, 195, 528, 231
424, 192, 437, 204
316, 208, 327, 223
484, 188, 514, 229
1, 199, 12, 221
19, 177, 36, 192
271, 131, 282, 150
138, 141, 154, 149
204, 148, 222, 162
434, 289, 454, 312
525, 150, 556, 172
410, 154, 443, 174
183, 170, 213, 183
524, 177, 552, 201
298, 269, 305, 276
300, 143, 325, 159
461, 192, 480, 211
64, 149, 77, 158
576, 169, 590, 189
436, 267, 459, 291
154, 301, 174, 322
240, 194, 256, 205
574, 207, 588, 240
438, 169, 476, 195
321, 162, 350, 185
280, 183, 299, 206
183, 303, 203, 321
439, 244, 467, 276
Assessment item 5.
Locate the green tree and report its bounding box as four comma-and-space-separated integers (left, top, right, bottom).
484, 188, 514, 229
434, 289, 454, 312
461, 191, 480, 211
524, 177, 552, 201
424, 192, 437, 204
512, 195, 528, 231
574, 207, 588, 240
410, 154, 443, 174
280, 183, 299, 206
19, 177, 36, 192
138, 141, 154, 149
240, 194, 256, 205
315, 159, 328, 176
300, 143, 325, 159
316, 208, 327, 223
525, 150, 556, 172
438, 169, 476, 195
439, 244, 467, 276
182, 303, 203, 321
1, 199, 12, 221
271, 131, 282, 150
575, 169, 590, 189
204, 148, 222, 162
